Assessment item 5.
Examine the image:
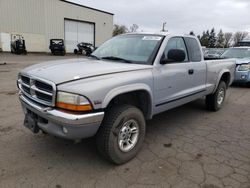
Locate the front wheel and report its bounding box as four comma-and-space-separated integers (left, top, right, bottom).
206, 81, 227, 111
61, 50, 66, 56
96, 105, 146, 164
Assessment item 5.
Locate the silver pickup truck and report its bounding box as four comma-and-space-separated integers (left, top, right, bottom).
17, 33, 235, 164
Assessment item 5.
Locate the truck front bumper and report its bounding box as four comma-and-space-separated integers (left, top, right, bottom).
19, 94, 104, 140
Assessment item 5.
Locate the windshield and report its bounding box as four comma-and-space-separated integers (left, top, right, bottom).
221, 48, 250, 59
91, 35, 164, 65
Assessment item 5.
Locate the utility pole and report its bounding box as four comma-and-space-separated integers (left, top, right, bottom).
162, 22, 167, 32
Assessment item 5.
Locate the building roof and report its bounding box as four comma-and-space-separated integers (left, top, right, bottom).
60, 0, 114, 15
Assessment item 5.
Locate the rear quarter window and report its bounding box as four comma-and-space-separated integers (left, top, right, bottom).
184, 37, 202, 62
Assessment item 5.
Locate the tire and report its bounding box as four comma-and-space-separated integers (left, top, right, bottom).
96, 105, 146, 164
74, 49, 78, 54
206, 81, 227, 111
246, 82, 250, 88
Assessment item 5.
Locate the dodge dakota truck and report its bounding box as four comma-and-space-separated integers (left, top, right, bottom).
17, 33, 235, 164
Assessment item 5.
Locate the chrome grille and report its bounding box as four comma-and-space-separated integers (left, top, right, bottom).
18, 74, 56, 106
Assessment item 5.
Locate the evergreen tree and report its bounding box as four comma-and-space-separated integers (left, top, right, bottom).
200, 30, 209, 47
208, 28, 216, 48
216, 29, 225, 48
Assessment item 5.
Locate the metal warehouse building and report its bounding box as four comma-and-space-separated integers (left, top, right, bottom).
0, 0, 113, 53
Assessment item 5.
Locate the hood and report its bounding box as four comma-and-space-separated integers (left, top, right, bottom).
235, 58, 250, 65
20, 58, 152, 84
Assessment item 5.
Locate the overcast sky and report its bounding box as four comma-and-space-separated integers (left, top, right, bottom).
69, 0, 250, 35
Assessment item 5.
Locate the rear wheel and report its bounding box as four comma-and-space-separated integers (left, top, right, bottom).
96, 105, 145, 164
206, 81, 226, 111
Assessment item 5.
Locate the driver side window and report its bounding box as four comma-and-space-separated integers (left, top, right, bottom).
163, 37, 189, 62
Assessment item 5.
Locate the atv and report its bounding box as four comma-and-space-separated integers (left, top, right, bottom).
10, 34, 27, 55
49, 39, 65, 56
74, 42, 94, 56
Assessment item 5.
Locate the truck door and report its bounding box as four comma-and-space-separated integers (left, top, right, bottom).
154, 37, 195, 113
183, 37, 206, 94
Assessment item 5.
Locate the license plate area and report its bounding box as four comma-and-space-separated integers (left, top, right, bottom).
24, 111, 40, 133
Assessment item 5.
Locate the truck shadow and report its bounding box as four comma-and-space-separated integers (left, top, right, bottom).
31, 99, 207, 168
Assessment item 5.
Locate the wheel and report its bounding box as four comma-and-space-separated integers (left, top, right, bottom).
86, 50, 91, 56
96, 105, 146, 164
206, 81, 226, 111
246, 82, 250, 88
16, 49, 21, 55
74, 49, 78, 54
61, 50, 65, 56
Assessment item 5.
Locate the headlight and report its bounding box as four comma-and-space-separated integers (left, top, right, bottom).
238, 64, 250, 71
56, 91, 92, 112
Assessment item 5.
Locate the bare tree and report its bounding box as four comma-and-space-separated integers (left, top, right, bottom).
113, 24, 128, 36
224, 32, 233, 48
233, 31, 249, 46
130, 24, 139, 32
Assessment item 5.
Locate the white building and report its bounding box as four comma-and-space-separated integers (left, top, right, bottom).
0, 0, 113, 52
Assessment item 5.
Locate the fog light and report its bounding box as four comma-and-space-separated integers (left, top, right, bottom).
241, 75, 247, 80
62, 127, 68, 134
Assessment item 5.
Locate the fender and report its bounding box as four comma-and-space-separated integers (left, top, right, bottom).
102, 83, 154, 119
213, 69, 231, 93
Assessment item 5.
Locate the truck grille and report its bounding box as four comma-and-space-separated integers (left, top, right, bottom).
18, 75, 56, 106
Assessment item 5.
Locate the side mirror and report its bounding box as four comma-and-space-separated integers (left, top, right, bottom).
160, 49, 186, 64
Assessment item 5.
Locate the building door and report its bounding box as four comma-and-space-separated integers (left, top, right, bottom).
64, 19, 94, 53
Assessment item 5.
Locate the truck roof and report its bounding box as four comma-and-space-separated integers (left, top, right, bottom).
124, 32, 197, 38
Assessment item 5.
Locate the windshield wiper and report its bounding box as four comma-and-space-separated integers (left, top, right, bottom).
89, 54, 100, 60
101, 56, 133, 64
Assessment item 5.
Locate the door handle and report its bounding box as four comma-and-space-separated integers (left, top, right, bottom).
188, 69, 194, 75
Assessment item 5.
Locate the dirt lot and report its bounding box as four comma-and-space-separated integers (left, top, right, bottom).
0, 53, 250, 188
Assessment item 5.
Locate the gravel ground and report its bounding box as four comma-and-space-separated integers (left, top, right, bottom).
0, 53, 250, 188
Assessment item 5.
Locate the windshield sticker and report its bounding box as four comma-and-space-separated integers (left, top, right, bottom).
142, 36, 162, 41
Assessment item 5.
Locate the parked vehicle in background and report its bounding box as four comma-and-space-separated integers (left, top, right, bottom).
204, 48, 226, 60
17, 33, 235, 164
10, 34, 27, 55
204, 50, 222, 60
49, 39, 65, 56
221, 47, 250, 85
74, 42, 94, 56
236, 40, 250, 47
